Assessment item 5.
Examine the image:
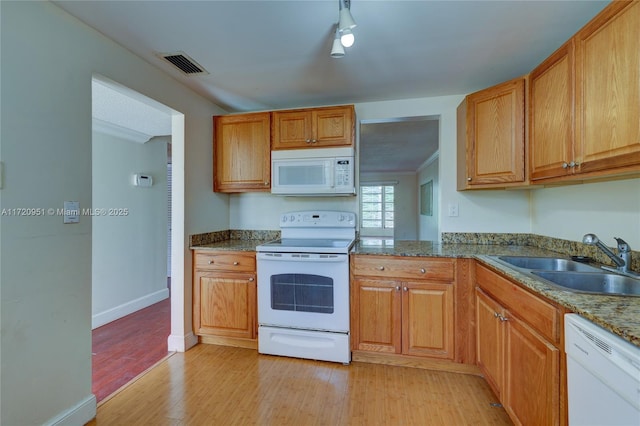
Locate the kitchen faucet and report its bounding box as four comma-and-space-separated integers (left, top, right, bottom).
582, 234, 639, 278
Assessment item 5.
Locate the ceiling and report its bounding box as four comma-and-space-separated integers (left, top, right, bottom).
360, 117, 439, 173
57, 0, 609, 171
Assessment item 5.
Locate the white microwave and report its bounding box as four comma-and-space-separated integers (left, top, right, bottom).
271, 147, 355, 196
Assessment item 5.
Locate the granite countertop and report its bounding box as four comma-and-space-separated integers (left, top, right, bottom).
352, 240, 640, 348
190, 239, 275, 252
190, 238, 640, 348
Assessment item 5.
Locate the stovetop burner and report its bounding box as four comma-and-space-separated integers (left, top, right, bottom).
256, 237, 355, 254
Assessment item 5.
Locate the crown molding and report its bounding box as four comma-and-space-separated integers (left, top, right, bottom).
92, 118, 152, 143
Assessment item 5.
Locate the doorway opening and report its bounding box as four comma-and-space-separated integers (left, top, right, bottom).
91, 75, 184, 402
359, 116, 440, 241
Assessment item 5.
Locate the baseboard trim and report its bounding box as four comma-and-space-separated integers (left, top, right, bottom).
351, 351, 482, 376
199, 335, 258, 350
92, 288, 169, 329
167, 331, 198, 352
45, 394, 96, 426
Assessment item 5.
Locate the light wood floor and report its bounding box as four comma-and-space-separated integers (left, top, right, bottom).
88, 344, 512, 425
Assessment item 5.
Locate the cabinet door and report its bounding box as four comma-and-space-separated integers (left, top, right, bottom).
402, 282, 454, 359
271, 110, 312, 149
530, 40, 576, 181
465, 77, 526, 186
313, 106, 354, 147
503, 313, 560, 426
193, 271, 256, 339
475, 288, 504, 399
353, 278, 401, 353
213, 112, 271, 192
575, 1, 640, 175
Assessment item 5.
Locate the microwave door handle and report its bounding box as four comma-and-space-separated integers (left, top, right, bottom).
328, 161, 335, 188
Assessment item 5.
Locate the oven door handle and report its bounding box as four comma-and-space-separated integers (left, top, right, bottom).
257, 253, 347, 263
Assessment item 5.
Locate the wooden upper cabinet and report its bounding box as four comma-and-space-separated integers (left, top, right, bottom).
529, 40, 576, 181
530, 1, 640, 183
272, 105, 354, 149
213, 112, 271, 193
575, 0, 640, 177
457, 77, 526, 190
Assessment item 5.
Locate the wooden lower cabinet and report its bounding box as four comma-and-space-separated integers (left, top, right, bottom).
351, 256, 455, 361
402, 281, 454, 358
476, 288, 504, 398
503, 311, 560, 426
193, 271, 256, 339
192, 250, 257, 348
476, 264, 562, 426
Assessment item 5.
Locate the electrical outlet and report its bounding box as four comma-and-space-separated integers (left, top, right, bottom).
448, 203, 459, 217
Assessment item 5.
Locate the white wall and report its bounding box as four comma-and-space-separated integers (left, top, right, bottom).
531, 179, 640, 248
92, 132, 169, 329
0, 2, 226, 425
418, 157, 439, 241
230, 96, 533, 236
229, 193, 357, 229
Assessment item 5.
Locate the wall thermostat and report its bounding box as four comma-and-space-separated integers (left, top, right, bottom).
132, 174, 153, 187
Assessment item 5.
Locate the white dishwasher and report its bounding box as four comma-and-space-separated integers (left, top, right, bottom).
565, 314, 640, 426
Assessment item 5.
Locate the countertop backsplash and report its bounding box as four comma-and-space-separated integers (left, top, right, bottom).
190, 229, 279, 247
442, 232, 640, 273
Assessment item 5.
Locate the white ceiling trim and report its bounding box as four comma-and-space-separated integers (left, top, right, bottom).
92, 117, 153, 144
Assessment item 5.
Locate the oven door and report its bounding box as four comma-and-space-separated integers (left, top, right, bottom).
256, 252, 349, 333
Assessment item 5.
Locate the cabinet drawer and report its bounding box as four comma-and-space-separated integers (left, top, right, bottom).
353, 255, 455, 282
475, 263, 560, 344
194, 251, 255, 272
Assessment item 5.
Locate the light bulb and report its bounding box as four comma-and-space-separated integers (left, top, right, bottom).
340, 29, 355, 48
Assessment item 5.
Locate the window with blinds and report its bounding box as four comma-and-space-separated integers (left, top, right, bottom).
360, 185, 394, 235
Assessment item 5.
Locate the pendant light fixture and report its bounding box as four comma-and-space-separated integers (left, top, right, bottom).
331, 0, 357, 58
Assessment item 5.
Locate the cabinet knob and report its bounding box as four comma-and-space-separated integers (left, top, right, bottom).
494, 312, 500, 318
498, 314, 509, 322
233, 261, 239, 266
311, 139, 317, 143
562, 162, 569, 169
248, 277, 254, 282
306, 139, 312, 143
395, 286, 401, 291
569, 161, 580, 168
264, 181, 270, 186
420, 268, 426, 274
403, 286, 408, 292
378, 266, 385, 271
208, 260, 214, 264
467, 177, 472, 181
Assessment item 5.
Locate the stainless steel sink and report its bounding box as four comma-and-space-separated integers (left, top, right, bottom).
532, 271, 640, 296
497, 256, 601, 272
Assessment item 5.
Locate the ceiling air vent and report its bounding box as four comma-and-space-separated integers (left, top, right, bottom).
159, 52, 209, 76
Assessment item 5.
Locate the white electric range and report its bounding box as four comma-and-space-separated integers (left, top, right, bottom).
256, 210, 356, 364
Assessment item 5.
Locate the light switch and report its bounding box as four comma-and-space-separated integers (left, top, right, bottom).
448, 203, 459, 217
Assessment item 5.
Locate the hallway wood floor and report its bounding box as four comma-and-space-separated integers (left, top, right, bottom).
88, 344, 512, 425
92, 297, 171, 402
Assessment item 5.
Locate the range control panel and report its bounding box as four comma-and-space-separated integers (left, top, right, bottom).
279, 210, 356, 228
